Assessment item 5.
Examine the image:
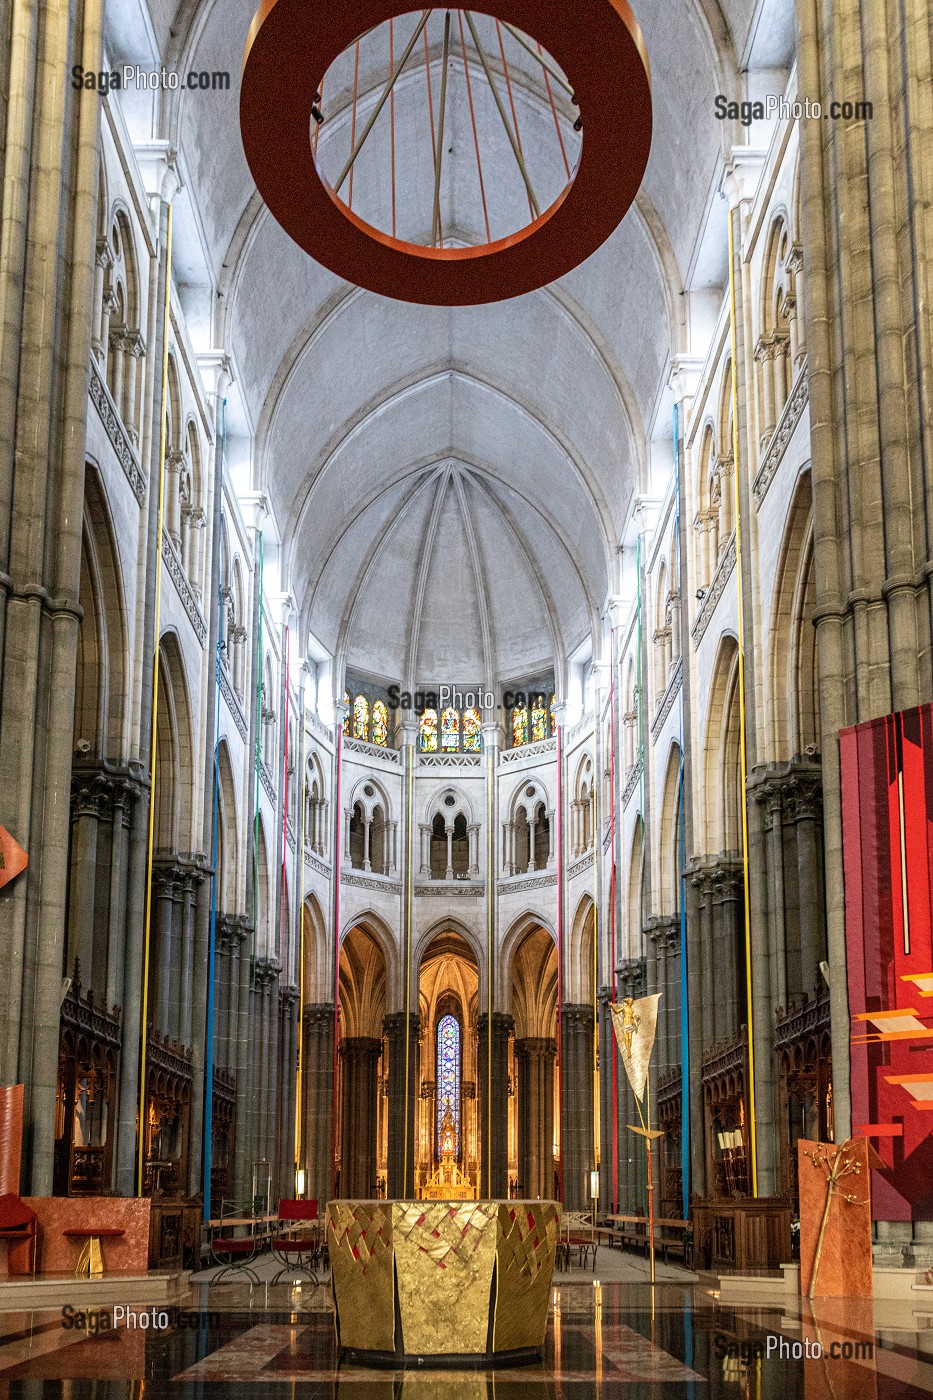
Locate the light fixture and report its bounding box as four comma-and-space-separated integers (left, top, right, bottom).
696, 588, 707, 601
589, 1169, 600, 1199
240, 0, 652, 306
296, 1167, 306, 1197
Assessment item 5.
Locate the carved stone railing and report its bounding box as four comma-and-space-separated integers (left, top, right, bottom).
753, 365, 809, 507
651, 658, 683, 738
161, 534, 207, 646
500, 738, 557, 764
89, 359, 145, 503
419, 751, 482, 768
219, 665, 248, 740
343, 736, 401, 763
692, 533, 736, 647
259, 760, 276, 804
622, 758, 642, 809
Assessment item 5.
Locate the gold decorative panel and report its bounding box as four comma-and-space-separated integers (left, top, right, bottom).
394, 1201, 498, 1354
326, 1199, 558, 1361
326, 1200, 395, 1353
493, 1201, 560, 1353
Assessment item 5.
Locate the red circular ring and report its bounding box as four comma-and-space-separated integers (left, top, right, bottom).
241, 1, 652, 305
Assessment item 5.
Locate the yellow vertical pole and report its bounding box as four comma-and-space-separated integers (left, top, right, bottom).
137, 202, 173, 1197
727, 211, 758, 1197
487, 744, 494, 1197
592, 754, 600, 1187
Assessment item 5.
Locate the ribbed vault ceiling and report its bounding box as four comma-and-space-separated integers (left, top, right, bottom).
108, 0, 789, 676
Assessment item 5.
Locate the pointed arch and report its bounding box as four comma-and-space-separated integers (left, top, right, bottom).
769, 470, 819, 758
216, 739, 239, 912
74, 465, 127, 761
625, 815, 645, 958
658, 743, 682, 918
155, 632, 194, 853
703, 635, 741, 856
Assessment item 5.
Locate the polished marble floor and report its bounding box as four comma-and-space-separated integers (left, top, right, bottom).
1, 1273, 933, 1398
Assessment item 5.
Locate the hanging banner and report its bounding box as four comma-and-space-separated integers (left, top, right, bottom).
610, 993, 661, 1101
0, 824, 28, 891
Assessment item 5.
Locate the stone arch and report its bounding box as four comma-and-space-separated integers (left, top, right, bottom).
339, 923, 388, 1039
255, 813, 273, 956
703, 634, 741, 856
568, 894, 596, 1004
74, 465, 127, 762
625, 815, 645, 958
339, 910, 399, 1011
154, 631, 194, 854
301, 892, 328, 1004
216, 739, 238, 913
768, 470, 819, 759
658, 742, 682, 919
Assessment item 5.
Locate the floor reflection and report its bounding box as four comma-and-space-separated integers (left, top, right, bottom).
2, 1279, 932, 1398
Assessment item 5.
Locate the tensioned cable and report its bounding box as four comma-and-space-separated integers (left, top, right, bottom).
537, 39, 571, 181
495, 20, 535, 221
457, 10, 491, 243
431, 11, 453, 248
348, 38, 361, 209
463, 12, 539, 218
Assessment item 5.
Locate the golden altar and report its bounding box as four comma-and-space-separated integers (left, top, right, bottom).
326, 1199, 560, 1365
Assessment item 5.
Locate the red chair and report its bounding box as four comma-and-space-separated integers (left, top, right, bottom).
0, 1193, 37, 1276
270, 1199, 320, 1285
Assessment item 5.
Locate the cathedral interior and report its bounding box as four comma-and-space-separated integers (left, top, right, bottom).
2, 0, 933, 1391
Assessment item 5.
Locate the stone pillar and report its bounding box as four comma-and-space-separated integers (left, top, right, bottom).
515, 1037, 556, 1199
696, 872, 714, 1050
477, 1011, 513, 1198
560, 1004, 594, 1211
179, 870, 199, 1045
302, 1003, 335, 1207
153, 870, 179, 1035
445, 823, 454, 881
362, 817, 372, 872
419, 823, 430, 874
789, 773, 825, 997
68, 776, 105, 984
468, 822, 480, 874
279, 986, 299, 1197
338, 1037, 382, 1198
106, 781, 134, 1009
384, 1012, 419, 1196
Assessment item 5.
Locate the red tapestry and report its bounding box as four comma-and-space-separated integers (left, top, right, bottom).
841, 702, 933, 1221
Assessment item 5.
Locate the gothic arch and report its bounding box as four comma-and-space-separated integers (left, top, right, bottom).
74, 465, 127, 761
154, 631, 194, 854
658, 742, 682, 918
703, 634, 742, 856
768, 470, 819, 759
216, 739, 239, 913
624, 815, 645, 959
338, 911, 399, 1010
255, 813, 272, 956
301, 892, 328, 1003
568, 894, 596, 1004
497, 913, 556, 1008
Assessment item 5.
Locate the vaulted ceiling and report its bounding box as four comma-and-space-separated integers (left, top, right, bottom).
108, 0, 794, 680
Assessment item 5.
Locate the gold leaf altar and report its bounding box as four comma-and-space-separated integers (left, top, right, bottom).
326, 1199, 560, 1364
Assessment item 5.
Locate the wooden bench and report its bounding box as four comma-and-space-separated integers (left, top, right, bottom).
606, 1215, 692, 1266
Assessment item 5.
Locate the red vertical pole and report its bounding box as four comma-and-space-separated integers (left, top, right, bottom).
556, 722, 564, 1202
332, 720, 343, 1197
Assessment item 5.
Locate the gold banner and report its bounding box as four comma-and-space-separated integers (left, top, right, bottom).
610, 993, 661, 1101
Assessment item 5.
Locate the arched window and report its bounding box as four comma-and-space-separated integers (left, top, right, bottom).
372, 700, 389, 746
531, 697, 547, 742
353, 695, 369, 740
420, 709, 438, 752
463, 707, 482, 751
436, 1014, 461, 1157
349, 802, 365, 869
441, 706, 459, 751
511, 705, 528, 747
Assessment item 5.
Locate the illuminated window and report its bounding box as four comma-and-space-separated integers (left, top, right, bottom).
463, 708, 482, 752
436, 1014, 461, 1157
511, 705, 528, 747
372, 700, 388, 746
550, 694, 557, 734
531, 697, 547, 743
353, 695, 369, 741
441, 707, 460, 752
420, 709, 438, 752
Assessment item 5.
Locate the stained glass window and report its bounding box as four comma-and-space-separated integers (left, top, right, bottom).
512, 705, 528, 747
420, 709, 438, 752
353, 695, 369, 741
343, 689, 350, 710
550, 694, 557, 734
463, 708, 482, 752
531, 697, 547, 742
436, 1014, 461, 1156
441, 706, 460, 752
372, 700, 388, 746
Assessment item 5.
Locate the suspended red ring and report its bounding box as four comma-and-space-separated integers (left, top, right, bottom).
240, 1, 652, 305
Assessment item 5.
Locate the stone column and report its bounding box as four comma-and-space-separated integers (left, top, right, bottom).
419, 823, 431, 874
302, 1004, 335, 1207
384, 1012, 419, 1196
106, 781, 134, 1009
789, 773, 825, 998
560, 1004, 594, 1211
338, 1037, 382, 1197
362, 816, 372, 872
153, 870, 179, 1035
179, 870, 199, 1045
68, 776, 105, 984
468, 823, 480, 874
697, 872, 714, 1050
515, 1037, 556, 1199
445, 823, 454, 880
477, 1011, 513, 1198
